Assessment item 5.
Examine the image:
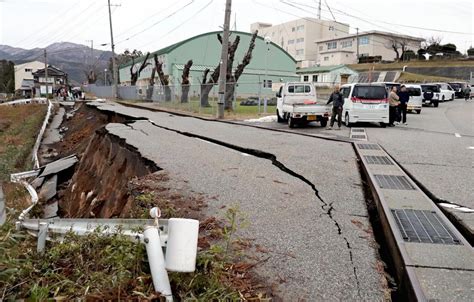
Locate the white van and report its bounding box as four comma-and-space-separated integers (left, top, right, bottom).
340, 83, 389, 127
405, 84, 423, 114
432, 83, 455, 101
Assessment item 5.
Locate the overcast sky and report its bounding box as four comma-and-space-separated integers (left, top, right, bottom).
1, 0, 472, 54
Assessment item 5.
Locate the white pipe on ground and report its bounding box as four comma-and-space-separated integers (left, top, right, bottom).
144, 226, 173, 301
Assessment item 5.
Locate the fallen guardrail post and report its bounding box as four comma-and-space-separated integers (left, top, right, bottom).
14, 206, 199, 301
37, 222, 48, 253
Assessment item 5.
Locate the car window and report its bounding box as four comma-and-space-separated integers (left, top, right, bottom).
407, 87, 421, 96
288, 85, 309, 93
341, 87, 351, 98
353, 85, 386, 99
421, 85, 440, 93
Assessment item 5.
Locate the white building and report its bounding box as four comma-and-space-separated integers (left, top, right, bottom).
14, 61, 44, 91
316, 31, 424, 66
297, 64, 358, 84
251, 18, 349, 68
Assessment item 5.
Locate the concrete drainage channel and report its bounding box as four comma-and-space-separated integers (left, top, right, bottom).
23, 100, 470, 300
354, 142, 473, 300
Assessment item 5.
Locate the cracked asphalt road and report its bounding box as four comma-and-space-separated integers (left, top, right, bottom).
91, 102, 387, 300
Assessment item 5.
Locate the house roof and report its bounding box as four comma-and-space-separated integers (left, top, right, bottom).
119, 30, 297, 69
315, 30, 425, 44
33, 65, 67, 77
296, 64, 353, 74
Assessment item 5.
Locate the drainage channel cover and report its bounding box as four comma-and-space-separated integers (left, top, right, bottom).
352, 128, 365, 132
364, 155, 393, 165
374, 174, 415, 190
391, 209, 462, 245
357, 143, 380, 150
352, 135, 367, 139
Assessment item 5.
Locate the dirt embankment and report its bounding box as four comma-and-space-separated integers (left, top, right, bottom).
59, 126, 159, 218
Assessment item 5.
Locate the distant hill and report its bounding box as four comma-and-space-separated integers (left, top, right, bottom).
0, 42, 112, 85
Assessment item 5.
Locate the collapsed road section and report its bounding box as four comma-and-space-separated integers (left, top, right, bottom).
82, 101, 388, 300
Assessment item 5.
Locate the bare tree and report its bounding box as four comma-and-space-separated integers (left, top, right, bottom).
386, 37, 411, 61
224, 31, 258, 109
146, 67, 156, 100
181, 60, 193, 103
130, 52, 151, 86
199, 30, 258, 109
84, 69, 97, 84
153, 53, 171, 102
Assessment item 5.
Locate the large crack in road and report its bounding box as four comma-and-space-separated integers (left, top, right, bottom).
142, 119, 362, 296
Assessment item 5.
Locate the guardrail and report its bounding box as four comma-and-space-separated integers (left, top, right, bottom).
32, 99, 53, 169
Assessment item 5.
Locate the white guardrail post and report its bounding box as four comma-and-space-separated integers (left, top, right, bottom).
14, 205, 199, 301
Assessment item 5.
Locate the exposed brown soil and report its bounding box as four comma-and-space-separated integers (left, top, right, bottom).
59, 127, 159, 218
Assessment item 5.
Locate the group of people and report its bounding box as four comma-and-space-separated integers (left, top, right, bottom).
325, 84, 410, 129
55, 86, 83, 101
388, 85, 409, 127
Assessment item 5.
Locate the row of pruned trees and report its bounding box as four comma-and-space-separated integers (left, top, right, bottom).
128, 30, 258, 108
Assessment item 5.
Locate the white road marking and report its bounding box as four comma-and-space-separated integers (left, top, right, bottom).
454, 133, 461, 138
241, 153, 251, 157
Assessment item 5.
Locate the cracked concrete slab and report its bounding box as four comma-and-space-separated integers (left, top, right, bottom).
38, 174, 57, 201
104, 118, 386, 300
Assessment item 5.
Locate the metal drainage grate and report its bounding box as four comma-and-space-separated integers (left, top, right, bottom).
352, 129, 365, 132
391, 209, 462, 245
374, 174, 415, 190
357, 143, 380, 150
364, 155, 393, 165
352, 135, 367, 139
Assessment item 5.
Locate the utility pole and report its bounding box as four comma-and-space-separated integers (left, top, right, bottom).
356, 27, 360, 62
44, 49, 49, 99
318, 0, 322, 19
217, 0, 232, 119
86, 39, 94, 68
108, 0, 118, 99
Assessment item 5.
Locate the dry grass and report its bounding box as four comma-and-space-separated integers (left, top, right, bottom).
348, 59, 474, 71
397, 72, 463, 83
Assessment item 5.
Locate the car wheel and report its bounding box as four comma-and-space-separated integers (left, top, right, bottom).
380, 122, 387, 128
345, 113, 351, 127
320, 118, 327, 128
451, 94, 454, 101
433, 101, 439, 107
276, 110, 283, 123
416, 109, 421, 114
288, 117, 296, 128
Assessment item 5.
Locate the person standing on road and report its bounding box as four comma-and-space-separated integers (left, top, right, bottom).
463, 85, 471, 101
326, 85, 344, 130
388, 86, 400, 127
398, 85, 409, 125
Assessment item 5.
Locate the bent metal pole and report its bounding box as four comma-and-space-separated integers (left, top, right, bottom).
143, 226, 173, 301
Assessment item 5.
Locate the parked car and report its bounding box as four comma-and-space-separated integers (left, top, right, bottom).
276, 82, 330, 128
448, 82, 469, 98
340, 83, 389, 127
405, 84, 423, 114
420, 84, 441, 107
431, 83, 455, 101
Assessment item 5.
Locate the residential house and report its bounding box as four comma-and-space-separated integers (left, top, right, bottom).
33, 65, 68, 96
251, 18, 349, 68
297, 64, 358, 85
316, 31, 424, 66
14, 61, 44, 91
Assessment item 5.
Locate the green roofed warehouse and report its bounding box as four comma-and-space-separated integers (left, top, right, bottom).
118, 31, 299, 98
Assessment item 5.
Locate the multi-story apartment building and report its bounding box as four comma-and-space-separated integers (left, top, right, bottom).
316, 31, 424, 66
250, 18, 349, 67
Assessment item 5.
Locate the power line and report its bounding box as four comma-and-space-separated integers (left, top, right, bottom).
25, 1, 102, 48
113, 0, 196, 46
10, 0, 83, 46
135, 0, 214, 51
114, 0, 187, 38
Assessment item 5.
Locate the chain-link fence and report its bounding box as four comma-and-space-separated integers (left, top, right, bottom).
86, 82, 279, 117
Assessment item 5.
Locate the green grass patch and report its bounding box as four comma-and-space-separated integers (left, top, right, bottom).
0, 104, 47, 181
